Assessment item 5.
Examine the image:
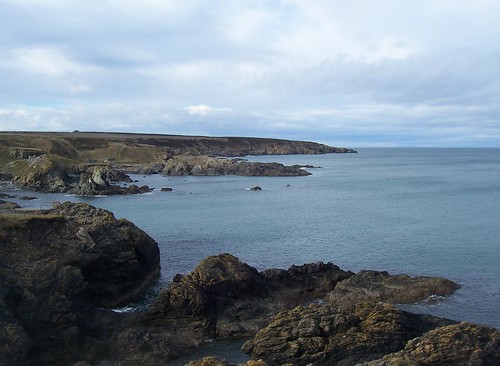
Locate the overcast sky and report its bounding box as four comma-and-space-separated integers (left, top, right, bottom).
1, 0, 500, 147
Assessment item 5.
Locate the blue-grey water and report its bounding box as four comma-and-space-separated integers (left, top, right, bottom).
3, 148, 500, 362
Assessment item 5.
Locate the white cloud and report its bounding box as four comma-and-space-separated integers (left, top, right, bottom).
185, 105, 232, 116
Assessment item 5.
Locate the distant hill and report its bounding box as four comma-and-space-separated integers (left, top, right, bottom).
0, 131, 356, 167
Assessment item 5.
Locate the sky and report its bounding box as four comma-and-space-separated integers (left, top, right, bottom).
1, 0, 500, 147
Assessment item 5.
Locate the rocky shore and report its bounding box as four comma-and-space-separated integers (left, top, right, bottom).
0, 132, 356, 195
1, 202, 498, 366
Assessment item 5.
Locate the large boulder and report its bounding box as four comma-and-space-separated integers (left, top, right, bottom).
146, 253, 268, 337
0, 202, 160, 365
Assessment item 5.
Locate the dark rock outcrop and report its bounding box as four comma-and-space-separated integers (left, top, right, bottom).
327, 270, 460, 307
111, 255, 354, 364
74, 166, 150, 196
0, 202, 160, 365
263, 262, 354, 307
242, 303, 456, 366
162, 155, 311, 177
249, 186, 262, 191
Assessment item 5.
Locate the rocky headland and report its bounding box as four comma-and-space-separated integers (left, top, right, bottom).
2, 202, 497, 366
0, 132, 356, 195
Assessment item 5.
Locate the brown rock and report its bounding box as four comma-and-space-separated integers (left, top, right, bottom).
242, 303, 455, 366
360, 322, 500, 366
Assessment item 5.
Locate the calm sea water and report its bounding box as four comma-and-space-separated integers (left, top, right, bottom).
3, 149, 499, 335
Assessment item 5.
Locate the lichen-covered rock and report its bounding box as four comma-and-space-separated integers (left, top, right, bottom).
359, 322, 500, 366
327, 270, 460, 307
242, 303, 455, 366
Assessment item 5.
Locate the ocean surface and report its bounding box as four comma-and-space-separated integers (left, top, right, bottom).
2, 148, 500, 362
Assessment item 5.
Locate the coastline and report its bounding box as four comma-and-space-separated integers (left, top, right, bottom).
1, 141, 499, 365
2, 203, 497, 365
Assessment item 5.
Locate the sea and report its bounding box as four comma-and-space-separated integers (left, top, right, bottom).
2, 148, 500, 363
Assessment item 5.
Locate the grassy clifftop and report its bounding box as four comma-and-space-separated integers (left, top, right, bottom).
0, 131, 355, 167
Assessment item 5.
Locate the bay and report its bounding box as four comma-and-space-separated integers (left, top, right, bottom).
3, 148, 500, 332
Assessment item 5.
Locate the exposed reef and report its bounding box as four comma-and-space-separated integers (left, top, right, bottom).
0, 132, 356, 195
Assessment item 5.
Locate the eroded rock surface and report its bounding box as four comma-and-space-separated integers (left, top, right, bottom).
360, 322, 500, 366
242, 303, 456, 366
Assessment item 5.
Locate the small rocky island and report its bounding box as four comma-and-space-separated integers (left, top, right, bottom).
1, 202, 498, 366
0, 132, 356, 195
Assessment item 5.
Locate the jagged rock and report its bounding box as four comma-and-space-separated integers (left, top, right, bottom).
74, 166, 143, 196
250, 186, 262, 191
0, 202, 160, 365
242, 303, 456, 366
327, 270, 460, 307
359, 322, 500, 366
